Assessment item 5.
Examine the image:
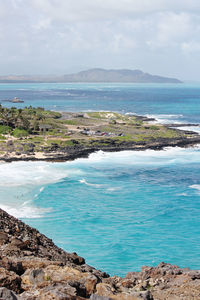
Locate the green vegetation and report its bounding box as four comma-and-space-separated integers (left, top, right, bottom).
12, 128, 29, 138
63, 119, 80, 125
0, 125, 11, 134
0, 105, 194, 158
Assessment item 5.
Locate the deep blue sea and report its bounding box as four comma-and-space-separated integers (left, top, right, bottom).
0, 82, 200, 276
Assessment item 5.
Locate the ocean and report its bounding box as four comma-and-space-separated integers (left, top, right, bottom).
0, 82, 200, 276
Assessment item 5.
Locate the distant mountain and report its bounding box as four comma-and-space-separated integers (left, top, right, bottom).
62, 68, 182, 83
0, 69, 182, 83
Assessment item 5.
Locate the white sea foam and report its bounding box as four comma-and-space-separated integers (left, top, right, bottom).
145, 114, 184, 124
79, 178, 120, 192
1, 146, 200, 219
79, 178, 103, 188
0, 161, 83, 187
174, 126, 200, 134
106, 187, 121, 192
189, 184, 200, 191
1, 148, 199, 189
0, 203, 51, 219
0, 161, 82, 218
177, 193, 188, 196
74, 146, 200, 166
125, 112, 136, 116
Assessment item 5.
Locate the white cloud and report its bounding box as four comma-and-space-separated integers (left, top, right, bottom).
30, 0, 200, 22
0, 0, 200, 79
145, 12, 200, 49
182, 41, 200, 53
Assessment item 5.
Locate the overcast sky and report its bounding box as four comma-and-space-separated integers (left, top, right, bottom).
0, 0, 200, 80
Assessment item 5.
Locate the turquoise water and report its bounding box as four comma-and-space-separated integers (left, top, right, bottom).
0, 82, 200, 123
0, 83, 200, 276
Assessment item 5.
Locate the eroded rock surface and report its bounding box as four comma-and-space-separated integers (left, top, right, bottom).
0, 208, 200, 299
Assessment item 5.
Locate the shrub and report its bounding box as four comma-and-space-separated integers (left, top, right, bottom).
12, 128, 29, 138
0, 125, 12, 134
149, 125, 160, 130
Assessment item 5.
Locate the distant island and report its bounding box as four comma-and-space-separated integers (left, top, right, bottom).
0, 68, 182, 83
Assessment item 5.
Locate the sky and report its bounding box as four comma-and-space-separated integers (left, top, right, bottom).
0, 0, 200, 80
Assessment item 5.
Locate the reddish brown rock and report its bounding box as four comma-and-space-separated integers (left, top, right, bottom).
0, 267, 21, 294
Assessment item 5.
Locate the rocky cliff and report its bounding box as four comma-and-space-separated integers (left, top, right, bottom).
0, 208, 200, 299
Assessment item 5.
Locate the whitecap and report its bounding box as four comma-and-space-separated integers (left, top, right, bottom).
79, 178, 103, 188
189, 184, 200, 191
0, 203, 52, 219
125, 112, 136, 116
74, 146, 200, 166
0, 161, 83, 187
106, 187, 121, 192
0, 162, 83, 218
145, 114, 184, 124
79, 179, 121, 191
174, 126, 200, 134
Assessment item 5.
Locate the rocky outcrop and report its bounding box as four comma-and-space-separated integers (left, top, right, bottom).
0, 208, 200, 299
2, 135, 200, 163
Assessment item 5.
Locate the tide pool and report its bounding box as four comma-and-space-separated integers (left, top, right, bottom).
1, 147, 200, 276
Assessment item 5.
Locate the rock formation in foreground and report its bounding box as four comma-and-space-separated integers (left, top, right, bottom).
0, 208, 200, 299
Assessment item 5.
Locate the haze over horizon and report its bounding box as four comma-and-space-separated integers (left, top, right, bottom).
0, 0, 200, 81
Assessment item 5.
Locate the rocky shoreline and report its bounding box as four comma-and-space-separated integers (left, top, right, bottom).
1, 134, 200, 163
0, 208, 200, 299
0, 106, 200, 163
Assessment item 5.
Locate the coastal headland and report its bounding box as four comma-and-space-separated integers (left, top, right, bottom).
1, 208, 200, 299
0, 105, 200, 162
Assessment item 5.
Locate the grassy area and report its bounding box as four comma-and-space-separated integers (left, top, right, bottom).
0, 106, 193, 156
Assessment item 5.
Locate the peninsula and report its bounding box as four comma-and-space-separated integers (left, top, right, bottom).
0, 105, 199, 162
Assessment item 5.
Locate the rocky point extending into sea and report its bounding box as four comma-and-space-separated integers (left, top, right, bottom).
1, 106, 200, 163
0, 208, 200, 300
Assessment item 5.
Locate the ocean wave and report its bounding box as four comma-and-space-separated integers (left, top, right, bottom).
0, 203, 51, 219
125, 112, 136, 116
174, 126, 200, 134
145, 114, 184, 124
74, 147, 200, 166
106, 187, 121, 192
79, 178, 120, 192
189, 184, 200, 191
1, 147, 200, 219
177, 193, 188, 196
79, 178, 103, 188
0, 161, 83, 187
0, 162, 83, 219
34, 186, 45, 198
